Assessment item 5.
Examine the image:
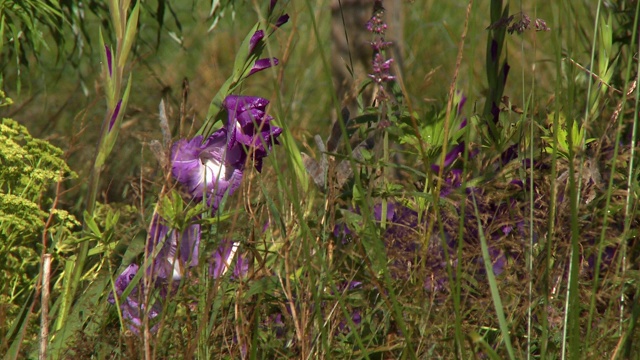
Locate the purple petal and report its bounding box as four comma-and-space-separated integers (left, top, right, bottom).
249, 30, 264, 54
171, 130, 244, 204
108, 263, 161, 334
373, 202, 396, 222
108, 99, 122, 132
147, 215, 201, 280
431, 142, 465, 173
223, 95, 283, 172
249, 57, 279, 76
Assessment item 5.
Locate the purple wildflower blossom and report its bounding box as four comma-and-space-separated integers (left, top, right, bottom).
171, 130, 243, 207
108, 264, 161, 333
147, 215, 201, 281
223, 95, 283, 172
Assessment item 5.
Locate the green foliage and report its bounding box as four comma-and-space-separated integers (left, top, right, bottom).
0, 0, 63, 85
541, 112, 595, 159
398, 92, 467, 162
0, 111, 78, 352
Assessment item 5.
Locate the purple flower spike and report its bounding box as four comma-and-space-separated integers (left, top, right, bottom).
108, 263, 161, 334
223, 95, 283, 172
249, 57, 279, 76
249, 30, 264, 54
147, 215, 201, 281
105, 45, 113, 77
108, 99, 122, 132
171, 130, 243, 206
209, 240, 248, 279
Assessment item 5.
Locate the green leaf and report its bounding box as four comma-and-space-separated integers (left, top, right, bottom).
118, 0, 140, 68
83, 211, 102, 238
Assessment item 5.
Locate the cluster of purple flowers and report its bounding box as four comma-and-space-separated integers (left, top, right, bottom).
366, 1, 396, 100
107, 4, 289, 331
109, 94, 282, 332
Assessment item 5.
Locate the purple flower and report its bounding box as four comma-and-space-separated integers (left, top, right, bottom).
223, 95, 283, 172
108, 264, 161, 333
373, 202, 397, 223
209, 240, 249, 279
249, 57, 279, 76
171, 130, 243, 206
147, 215, 201, 281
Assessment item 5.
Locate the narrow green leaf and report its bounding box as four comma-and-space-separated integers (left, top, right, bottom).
118, 0, 140, 68
98, 30, 115, 104
471, 192, 516, 360
109, 0, 123, 40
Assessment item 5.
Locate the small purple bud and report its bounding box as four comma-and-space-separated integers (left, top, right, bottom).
457, 93, 467, 115
269, 0, 277, 14
105, 45, 113, 77
275, 14, 289, 28
249, 30, 265, 54
109, 99, 122, 132
249, 58, 279, 76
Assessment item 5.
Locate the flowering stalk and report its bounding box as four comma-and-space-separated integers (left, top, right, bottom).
199, 7, 288, 138
366, 1, 395, 229
56, 0, 140, 336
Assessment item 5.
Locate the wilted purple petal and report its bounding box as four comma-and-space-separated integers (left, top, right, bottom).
249, 30, 264, 54
147, 215, 201, 281
249, 57, 279, 76
105, 45, 113, 77
108, 100, 122, 132
171, 130, 243, 207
